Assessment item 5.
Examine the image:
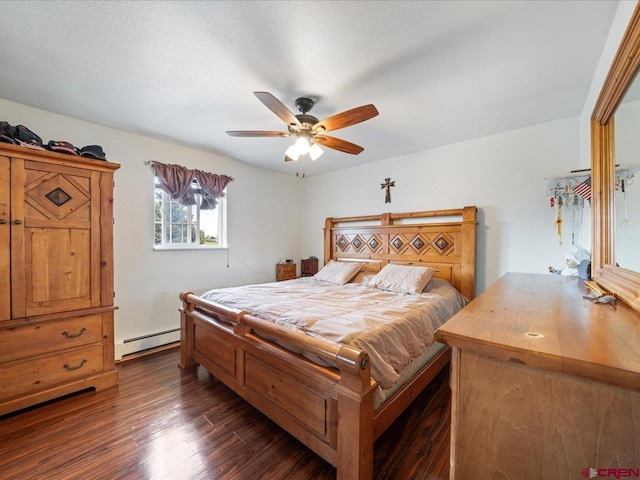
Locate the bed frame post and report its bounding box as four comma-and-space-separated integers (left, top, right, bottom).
324, 217, 334, 266
336, 346, 376, 480
179, 292, 197, 369
460, 206, 477, 300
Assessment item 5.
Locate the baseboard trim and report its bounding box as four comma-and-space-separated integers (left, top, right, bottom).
115, 329, 180, 360
117, 342, 180, 363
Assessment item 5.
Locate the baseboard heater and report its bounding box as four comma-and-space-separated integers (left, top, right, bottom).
115, 328, 181, 360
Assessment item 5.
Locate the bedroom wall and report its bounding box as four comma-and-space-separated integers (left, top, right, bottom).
1, 98, 303, 358
301, 116, 581, 294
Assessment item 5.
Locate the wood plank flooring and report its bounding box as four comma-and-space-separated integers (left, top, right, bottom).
0, 347, 451, 480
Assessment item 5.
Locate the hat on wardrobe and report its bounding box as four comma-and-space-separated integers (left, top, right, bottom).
79, 145, 107, 160
15, 125, 44, 149
45, 140, 80, 156
0, 122, 18, 145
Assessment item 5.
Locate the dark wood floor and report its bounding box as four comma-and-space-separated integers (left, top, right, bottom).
0, 347, 451, 480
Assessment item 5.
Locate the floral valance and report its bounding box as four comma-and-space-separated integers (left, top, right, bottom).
150, 161, 233, 210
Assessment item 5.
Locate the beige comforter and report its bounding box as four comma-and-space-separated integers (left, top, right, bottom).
199, 277, 468, 389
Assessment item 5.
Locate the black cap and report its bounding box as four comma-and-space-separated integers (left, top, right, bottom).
79, 145, 106, 161
0, 121, 18, 145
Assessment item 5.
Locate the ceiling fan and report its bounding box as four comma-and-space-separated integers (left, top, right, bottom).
226, 92, 379, 162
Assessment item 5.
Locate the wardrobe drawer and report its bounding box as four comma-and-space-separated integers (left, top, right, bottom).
0, 344, 104, 400
0, 315, 104, 363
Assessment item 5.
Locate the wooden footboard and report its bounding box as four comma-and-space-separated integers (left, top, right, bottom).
180, 292, 377, 480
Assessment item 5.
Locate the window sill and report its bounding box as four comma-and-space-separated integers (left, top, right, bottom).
153, 245, 228, 252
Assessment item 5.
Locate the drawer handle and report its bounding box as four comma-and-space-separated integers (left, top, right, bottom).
63, 359, 87, 371
62, 327, 87, 339
0, 219, 6, 225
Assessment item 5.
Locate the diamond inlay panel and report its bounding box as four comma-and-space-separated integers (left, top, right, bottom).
334, 233, 384, 255
435, 237, 449, 250
26, 173, 90, 221
431, 233, 455, 255
45, 187, 72, 207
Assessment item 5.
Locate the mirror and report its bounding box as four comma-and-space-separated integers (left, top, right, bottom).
613, 81, 640, 271
591, 2, 640, 312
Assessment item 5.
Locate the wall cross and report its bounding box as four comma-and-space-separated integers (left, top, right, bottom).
381, 177, 395, 204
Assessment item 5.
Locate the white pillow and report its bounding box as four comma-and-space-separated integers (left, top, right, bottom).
314, 260, 363, 285
367, 264, 436, 294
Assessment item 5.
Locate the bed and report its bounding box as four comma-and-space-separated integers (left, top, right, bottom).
179, 206, 477, 480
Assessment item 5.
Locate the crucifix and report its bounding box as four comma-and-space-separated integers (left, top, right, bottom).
381, 177, 395, 204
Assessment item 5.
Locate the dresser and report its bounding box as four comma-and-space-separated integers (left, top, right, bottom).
0, 143, 120, 415
434, 273, 640, 480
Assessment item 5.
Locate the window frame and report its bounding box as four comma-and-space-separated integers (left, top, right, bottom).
153, 178, 228, 251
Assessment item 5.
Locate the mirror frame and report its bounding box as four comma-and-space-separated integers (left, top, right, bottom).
592, 2, 640, 312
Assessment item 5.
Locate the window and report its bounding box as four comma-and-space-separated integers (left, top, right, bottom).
154, 179, 226, 249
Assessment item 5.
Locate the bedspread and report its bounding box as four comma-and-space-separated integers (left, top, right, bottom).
199, 277, 468, 389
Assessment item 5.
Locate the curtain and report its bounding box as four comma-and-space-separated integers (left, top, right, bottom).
194, 170, 233, 210
152, 162, 196, 206
151, 161, 232, 209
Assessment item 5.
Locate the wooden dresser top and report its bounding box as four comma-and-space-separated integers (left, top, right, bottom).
434, 272, 640, 392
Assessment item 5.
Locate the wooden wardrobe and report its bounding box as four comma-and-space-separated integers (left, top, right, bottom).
0, 143, 120, 416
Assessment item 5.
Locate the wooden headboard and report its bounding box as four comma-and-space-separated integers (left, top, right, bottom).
324, 206, 477, 299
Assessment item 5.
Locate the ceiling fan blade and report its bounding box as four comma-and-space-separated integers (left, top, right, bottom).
254, 92, 301, 127
315, 135, 364, 155
226, 130, 290, 137
313, 104, 378, 133
284, 155, 295, 162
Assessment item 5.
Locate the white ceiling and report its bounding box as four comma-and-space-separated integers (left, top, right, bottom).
0, 1, 619, 176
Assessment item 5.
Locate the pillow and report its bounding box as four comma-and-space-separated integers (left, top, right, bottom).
314, 260, 363, 285
350, 271, 377, 284
367, 264, 436, 294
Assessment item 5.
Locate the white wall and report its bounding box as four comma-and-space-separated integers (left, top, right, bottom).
302, 117, 581, 294
1, 98, 303, 356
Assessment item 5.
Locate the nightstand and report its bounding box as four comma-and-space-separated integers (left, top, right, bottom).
301, 258, 319, 277
276, 263, 296, 281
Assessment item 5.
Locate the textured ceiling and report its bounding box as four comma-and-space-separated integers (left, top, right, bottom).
0, 1, 619, 176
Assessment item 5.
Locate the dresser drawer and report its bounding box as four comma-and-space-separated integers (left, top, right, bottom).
0, 344, 104, 400
0, 315, 104, 363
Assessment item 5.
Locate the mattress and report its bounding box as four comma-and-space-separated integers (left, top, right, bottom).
198, 276, 468, 392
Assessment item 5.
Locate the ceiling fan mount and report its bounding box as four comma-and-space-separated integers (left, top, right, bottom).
294, 97, 315, 115
226, 91, 379, 162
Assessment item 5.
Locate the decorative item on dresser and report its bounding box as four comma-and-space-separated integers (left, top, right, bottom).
276, 262, 296, 281
300, 257, 319, 277
0, 143, 120, 416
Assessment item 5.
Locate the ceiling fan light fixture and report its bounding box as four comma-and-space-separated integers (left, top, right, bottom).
230, 92, 378, 169
294, 136, 310, 155
285, 144, 301, 161
308, 143, 323, 161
